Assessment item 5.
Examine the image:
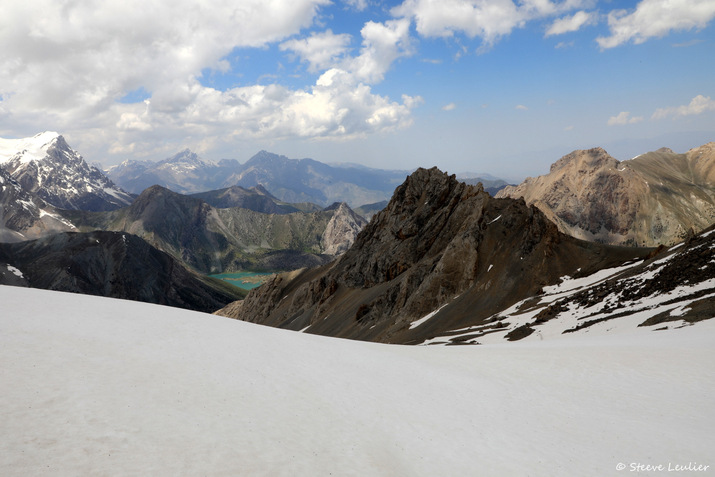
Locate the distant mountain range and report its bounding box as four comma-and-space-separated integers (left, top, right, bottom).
0, 132, 133, 211
218, 167, 715, 344
106, 149, 411, 207
496, 143, 715, 246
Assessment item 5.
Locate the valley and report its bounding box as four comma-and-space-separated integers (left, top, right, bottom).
1, 132, 714, 477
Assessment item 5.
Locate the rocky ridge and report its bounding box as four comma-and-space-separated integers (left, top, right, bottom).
0, 167, 75, 242
0, 230, 244, 313
64, 186, 367, 273
496, 143, 715, 246
218, 167, 649, 344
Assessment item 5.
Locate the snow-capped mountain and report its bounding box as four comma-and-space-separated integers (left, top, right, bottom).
0, 167, 75, 242
0, 132, 133, 211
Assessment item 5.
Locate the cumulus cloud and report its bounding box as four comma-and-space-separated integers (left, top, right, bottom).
596, 0, 715, 49
516, 104, 529, 110
392, 0, 587, 48
347, 19, 413, 83
607, 111, 644, 126
652, 95, 715, 120
280, 30, 353, 73
0, 0, 423, 159
442, 102, 457, 111
545, 10, 596, 36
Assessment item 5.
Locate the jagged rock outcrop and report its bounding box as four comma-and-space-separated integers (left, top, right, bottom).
496, 143, 715, 246
0, 167, 75, 242
217, 167, 649, 344
0, 132, 133, 211
320, 202, 368, 255
0, 231, 244, 313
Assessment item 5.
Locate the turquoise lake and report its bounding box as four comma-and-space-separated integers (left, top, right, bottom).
209, 271, 275, 290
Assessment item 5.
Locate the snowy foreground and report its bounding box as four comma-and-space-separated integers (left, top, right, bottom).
2, 286, 714, 476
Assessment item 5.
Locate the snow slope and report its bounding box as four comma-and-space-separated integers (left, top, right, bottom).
1, 286, 713, 476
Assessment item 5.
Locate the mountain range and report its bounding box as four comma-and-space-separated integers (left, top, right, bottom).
217, 167, 655, 343
496, 143, 715, 246
106, 149, 411, 207
217, 166, 715, 344
63, 185, 367, 274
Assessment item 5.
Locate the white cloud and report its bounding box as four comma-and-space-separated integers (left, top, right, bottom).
545, 10, 596, 36
392, 0, 587, 48
0, 0, 424, 160
596, 0, 715, 49
607, 111, 644, 126
442, 102, 457, 111
516, 104, 528, 110
652, 95, 715, 120
344, 0, 369, 11
347, 19, 413, 83
280, 30, 353, 73
555, 40, 575, 49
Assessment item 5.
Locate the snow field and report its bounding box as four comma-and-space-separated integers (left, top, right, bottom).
1, 286, 714, 476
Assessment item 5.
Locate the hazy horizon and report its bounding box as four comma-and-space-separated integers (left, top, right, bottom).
1, 0, 713, 180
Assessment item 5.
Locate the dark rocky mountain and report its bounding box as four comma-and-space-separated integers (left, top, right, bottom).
0, 167, 75, 242
217, 167, 651, 344
496, 143, 715, 246
0, 132, 134, 211
189, 184, 320, 214
63, 185, 367, 274
107, 149, 409, 207
0, 230, 244, 313
421, 224, 715, 345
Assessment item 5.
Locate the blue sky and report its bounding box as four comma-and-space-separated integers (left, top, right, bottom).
1, 0, 714, 180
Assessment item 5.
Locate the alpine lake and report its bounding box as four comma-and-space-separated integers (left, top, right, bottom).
209, 271, 276, 290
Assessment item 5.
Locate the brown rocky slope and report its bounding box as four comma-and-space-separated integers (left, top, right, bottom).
496, 143, 715, 246
216, 167, 651, 344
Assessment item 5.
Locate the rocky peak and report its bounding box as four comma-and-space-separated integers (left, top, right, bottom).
320, 202, 367, 255
159, 149, 209, 168
549, 147, 618, 173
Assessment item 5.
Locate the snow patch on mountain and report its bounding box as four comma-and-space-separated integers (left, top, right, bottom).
0, 131, 60, 164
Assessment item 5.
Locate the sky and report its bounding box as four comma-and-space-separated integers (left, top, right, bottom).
1, 0, 714, 180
